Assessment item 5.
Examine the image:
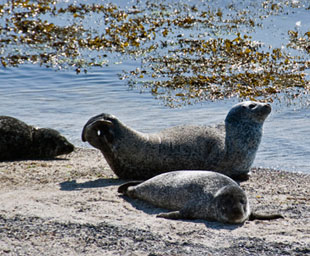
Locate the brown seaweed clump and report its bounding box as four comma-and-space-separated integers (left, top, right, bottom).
0, 0, 309, 106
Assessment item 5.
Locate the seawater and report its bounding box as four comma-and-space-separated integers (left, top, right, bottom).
0, 63, 309, 173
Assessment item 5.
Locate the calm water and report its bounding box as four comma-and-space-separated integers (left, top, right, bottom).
0, 0, 309, 173
0, 63, 309, 173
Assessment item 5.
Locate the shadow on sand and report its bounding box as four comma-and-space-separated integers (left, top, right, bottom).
59, 178, 124, 191
119, 195, 242, 231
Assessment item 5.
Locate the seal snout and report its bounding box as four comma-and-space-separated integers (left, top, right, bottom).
255, 102, 272, 122
264, 103, 272, 113
59, 139, 75, 155
229, 201, 249, 223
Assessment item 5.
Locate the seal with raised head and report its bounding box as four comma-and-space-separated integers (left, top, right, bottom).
118, 170, 283, 224
82, 101, 271, 180
0, 116, 74, 160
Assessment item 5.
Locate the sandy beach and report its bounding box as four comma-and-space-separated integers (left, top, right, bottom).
0, 148, 309, 255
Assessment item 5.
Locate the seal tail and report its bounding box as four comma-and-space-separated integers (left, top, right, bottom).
249, 212, 284, 221
118, 181, 143, 195
81, 114, 114, 142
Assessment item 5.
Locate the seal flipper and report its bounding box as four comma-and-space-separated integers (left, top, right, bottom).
249, 212, 284, 221
82, 118, 114, 143
118, 181, 143, 195
157, 203, 196, 220
157, 211, 183, 220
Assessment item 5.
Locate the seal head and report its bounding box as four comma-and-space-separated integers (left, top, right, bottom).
213, 185, 250, 223
225, 101, 271, 124
0, 116, 74, 160
31, 127, 74, 158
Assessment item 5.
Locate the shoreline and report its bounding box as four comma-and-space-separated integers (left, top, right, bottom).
0, 148, 309, 255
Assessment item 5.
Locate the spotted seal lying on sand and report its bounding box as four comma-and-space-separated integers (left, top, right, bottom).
0, 116, 74, 160
82, 101, 271, 181
118, 170, 283, 224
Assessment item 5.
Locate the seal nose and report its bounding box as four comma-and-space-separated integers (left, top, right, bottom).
63, 141, 74, 154
230, 206, 244, 220
263, 103, 272, 114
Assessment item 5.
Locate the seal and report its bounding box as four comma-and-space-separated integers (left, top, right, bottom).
118, 170, 283, 224
0, 116, 74, 160
82, 101, 271, 180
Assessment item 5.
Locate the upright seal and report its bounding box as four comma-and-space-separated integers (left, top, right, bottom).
82, 101, 271, 180
0, 116, 74, 160
118, 170, 283, 224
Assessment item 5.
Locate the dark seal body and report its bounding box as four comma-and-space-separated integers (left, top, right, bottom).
82, 101, 271, 180
0, 116, 74, 160
118, 170, 250, 224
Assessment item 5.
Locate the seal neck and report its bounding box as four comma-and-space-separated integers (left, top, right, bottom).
224, 120, 263, 167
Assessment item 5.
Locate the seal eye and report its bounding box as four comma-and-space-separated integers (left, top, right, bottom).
249, 103, 256, 109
